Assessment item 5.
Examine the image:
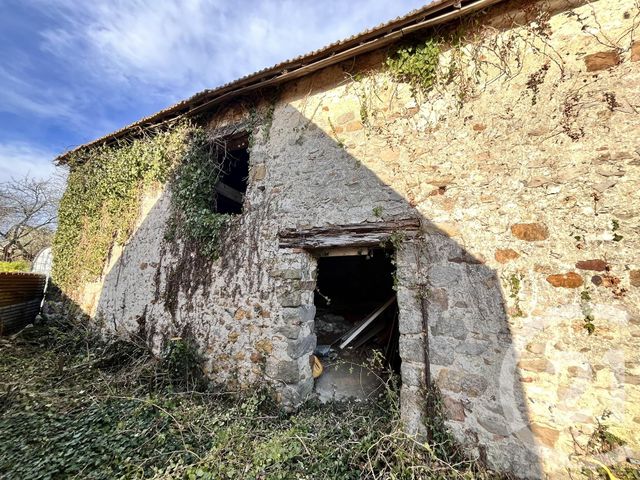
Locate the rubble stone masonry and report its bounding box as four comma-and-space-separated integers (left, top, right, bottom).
63, 0, 640, 477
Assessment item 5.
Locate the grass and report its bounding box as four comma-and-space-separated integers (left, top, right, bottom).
0, 318, 507, 480
0, 260, 29, 272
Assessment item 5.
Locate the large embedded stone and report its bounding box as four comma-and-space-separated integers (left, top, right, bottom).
429, 338, 455, 366
400, 387, 428, 437
282, 305, 316, 323
584, 51, 621, 71
280, 378, 314, 408
251, 164, 267, 181
455, 340, 490, 355
530, 423, 560, 447
546, 272, 583, 288
428, 288, 449, 311
495, 249, 519, 264
278, 291, 302, 307
401, 361, 426, 388
398, 306, 424, 334
632, 41, 640, 62
630, 270, 640, 287
431, 316, 468, 340
276, 323, 302, 340
442, 396, 466, 421
477, 411, 511, 436
518, 358, 555, 374
287, 334, 316, 359
255, 339, 273, 354
575, 259, 607, 271
398, 334, 426, 363
437, 369, 488, 397
266, 359, 302, 384
511, 223, 549, 241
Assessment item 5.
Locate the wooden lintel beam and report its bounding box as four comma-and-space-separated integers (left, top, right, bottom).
278, 218, 420, 249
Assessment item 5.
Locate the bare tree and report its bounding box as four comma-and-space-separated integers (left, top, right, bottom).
0, 172, 65, 262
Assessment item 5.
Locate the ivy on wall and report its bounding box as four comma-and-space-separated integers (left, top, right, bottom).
53, 123, 231, 294
386, 38, 441, 92
167, 129, 229, 258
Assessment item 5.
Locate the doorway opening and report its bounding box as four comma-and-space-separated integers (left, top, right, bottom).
312, 247, 400, 401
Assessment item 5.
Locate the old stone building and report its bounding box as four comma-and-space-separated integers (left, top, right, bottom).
52, 0, 640, 477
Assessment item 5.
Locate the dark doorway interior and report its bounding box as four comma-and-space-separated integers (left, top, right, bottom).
314, 248, 400, 375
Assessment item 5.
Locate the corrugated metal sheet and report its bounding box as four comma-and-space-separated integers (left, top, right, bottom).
56, 0, 504, 163
0, 272, 46, 335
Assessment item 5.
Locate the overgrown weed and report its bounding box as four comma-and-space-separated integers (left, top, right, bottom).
2, 319, 506, 479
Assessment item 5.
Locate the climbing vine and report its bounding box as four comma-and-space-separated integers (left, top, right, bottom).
580, 288, 595, 335
386, 38, 441, 93
167, 129, 230, 258
53, 125, 191, 293
53, 122, 232, 295
506, 273, 525, 318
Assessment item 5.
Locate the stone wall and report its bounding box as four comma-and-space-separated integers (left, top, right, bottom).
63, 0, 640, 477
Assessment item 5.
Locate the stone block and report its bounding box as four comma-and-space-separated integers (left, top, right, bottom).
345, 120, 363, 132
287, 334, 316, 359
279, 377, 314, 408
400, 386, 427, 437
280, 269, 303, 280
584, 51, 621, 71
251, 164, 267, 181
477, 411, 511, 436
632, 41, 640, 62
630, 270, 640, 287
429, 337, 455, 366
401, 361, 426, 388
276, 323, 301, 340
428, 263, 461, 287
266, 358, 302, 384
336, 111, 354, 125
442, 396, 466, 421
530, 423, 560, 447
282, 305, 316, 323
255, 339, 273, 354
428, 288, 449, 311
510, 223, 549, 241
575, 259, 607, 271
495, 249, 519, 264
278, 292, 302, 307
398, 305, 423, 334
455, 340, 490, 355
398, 334, 426, 363
526, 343, 545, 355
437, 369, 488, 397
518, 358, 555, 374
431, 315, 468, 340
546, 272, 583, 288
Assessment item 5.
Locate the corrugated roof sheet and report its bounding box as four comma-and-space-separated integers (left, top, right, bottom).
56, 0, 503, 162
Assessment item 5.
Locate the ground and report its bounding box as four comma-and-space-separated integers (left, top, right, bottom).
0, 318, 628, 479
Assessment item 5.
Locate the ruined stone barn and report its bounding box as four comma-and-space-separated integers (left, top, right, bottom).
51, 0, 640, 477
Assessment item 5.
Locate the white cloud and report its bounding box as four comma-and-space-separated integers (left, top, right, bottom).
0, 142, 58, 183
37, 0, 428, 99
1, 0, 426, 155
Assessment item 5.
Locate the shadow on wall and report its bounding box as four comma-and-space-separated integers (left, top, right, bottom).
70, 100, 552, 477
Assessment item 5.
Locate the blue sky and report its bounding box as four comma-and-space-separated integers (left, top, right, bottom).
0, 0, 427, 182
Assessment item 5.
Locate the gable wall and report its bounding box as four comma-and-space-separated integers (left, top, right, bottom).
60, 0, 640, 476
